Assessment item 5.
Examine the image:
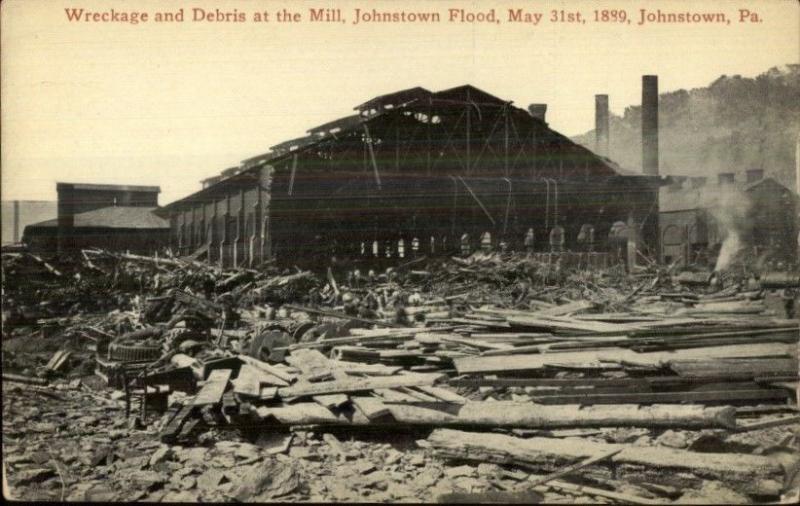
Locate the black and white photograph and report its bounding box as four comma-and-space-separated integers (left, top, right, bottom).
1, 0, 799, 502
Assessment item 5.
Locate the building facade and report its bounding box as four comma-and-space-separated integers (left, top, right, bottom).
23, 183, 168, 254
659, 175, 798, 268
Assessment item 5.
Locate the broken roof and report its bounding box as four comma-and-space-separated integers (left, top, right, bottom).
432, 85, 509, 106
308, 114, 364, 136
270, 135, 319, 155
355, 86, 432, 112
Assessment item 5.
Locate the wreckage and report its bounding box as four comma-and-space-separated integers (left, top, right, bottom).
2, 244, 799, 502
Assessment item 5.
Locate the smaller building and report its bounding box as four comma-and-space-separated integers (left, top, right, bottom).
659, 174, 798, 268
23, 183, 169, 254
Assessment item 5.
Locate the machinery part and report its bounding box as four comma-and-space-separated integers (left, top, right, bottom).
248, 330, 293, 363
760, 272, 800, 289
292, 321, 316, 343
674, 271, 713, 286
108, 342, 162, 363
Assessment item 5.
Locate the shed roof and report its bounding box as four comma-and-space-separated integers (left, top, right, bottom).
56, 182, 160, 193
27, 206, 168, 230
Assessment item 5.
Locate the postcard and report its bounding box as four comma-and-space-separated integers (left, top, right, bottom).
2, 0, 799, 503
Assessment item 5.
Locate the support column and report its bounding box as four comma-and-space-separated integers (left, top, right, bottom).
627, 212, 638, 273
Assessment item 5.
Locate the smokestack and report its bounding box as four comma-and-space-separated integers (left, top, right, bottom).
595, 94, 609, 158
13, 200, 19, 243
641, 75, 659, 176
528, 104, 548, 124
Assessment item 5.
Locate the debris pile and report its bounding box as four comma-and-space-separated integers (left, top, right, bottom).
2, 249, 798, 503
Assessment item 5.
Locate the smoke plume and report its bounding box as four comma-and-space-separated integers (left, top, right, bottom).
708, 185, 751, 271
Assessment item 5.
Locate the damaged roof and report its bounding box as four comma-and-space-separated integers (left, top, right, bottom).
308, 114, 365, 136
355, 86, 432, 112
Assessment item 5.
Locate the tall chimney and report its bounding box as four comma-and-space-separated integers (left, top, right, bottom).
13, 200, 20, 243
528, 104, 548, 124
641, 75, 659, 176
595, 94, 610, 158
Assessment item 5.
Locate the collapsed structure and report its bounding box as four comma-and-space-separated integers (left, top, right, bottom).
160, 85, 662, 268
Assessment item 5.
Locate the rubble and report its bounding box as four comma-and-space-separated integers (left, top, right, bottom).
2, 248, 799, 502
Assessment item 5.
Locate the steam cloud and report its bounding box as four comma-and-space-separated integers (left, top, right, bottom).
708, 185, 751, 271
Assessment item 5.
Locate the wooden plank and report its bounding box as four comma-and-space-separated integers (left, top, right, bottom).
416, 386, 468, 404
528, 448, 622, 487
351, 397, 391, 420
255, 402, 371, 425
250, 400, 736, 430
505, 315, 635, 335
426, 429, 784, 497
398, 387, 439, 402
160, 404, 196, 443
544, 480, 662, 505
313, 394, 350, 409
531, 389, 790, 405
373, 388, 425, 403
277, 373, 444, 398
670, 358, 798, 377
193, 369, 232, 406
231, 364, 268, 397
286, 349, 334, 381
440, 335, 514, 351
449, 374, 797, 389
330, 360, 403, 376
454, 343, 796, 374
2, 373, 48, 385
735, 415, 800, 432
236, 355, 293, 384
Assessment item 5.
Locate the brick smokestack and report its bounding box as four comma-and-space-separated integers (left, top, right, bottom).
594, 94, 609, 158
641, 75, 659, 175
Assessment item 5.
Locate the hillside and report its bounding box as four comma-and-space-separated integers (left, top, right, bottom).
573, 65, 800, 190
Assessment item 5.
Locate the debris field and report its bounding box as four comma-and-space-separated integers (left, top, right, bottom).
2, 249, 799, 503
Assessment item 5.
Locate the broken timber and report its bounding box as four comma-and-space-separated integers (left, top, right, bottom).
453, 343, 796, 374
276, 373, 444, 398
252, 401, 735, 429
193, 369, 232, 406
427, 428, 784, 496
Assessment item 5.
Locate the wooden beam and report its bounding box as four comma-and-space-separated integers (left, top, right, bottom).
454, 343, 796, 374
427, 429, 783, 497
193, 369, 232, 406
532, 388, 790, 405
276, 373, 444, 398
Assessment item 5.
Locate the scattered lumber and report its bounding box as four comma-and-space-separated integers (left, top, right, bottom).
427, 428, 785, 496
276, 373, 445, 398
453, 343, 796, 374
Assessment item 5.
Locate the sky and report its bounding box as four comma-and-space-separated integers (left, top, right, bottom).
2, 0, 798, 204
